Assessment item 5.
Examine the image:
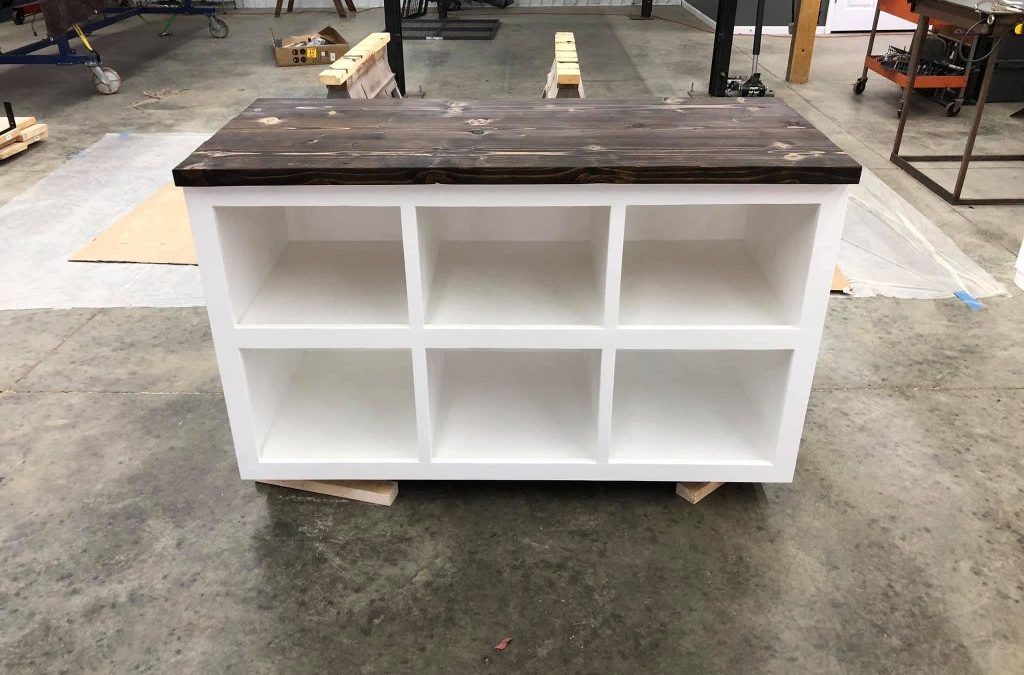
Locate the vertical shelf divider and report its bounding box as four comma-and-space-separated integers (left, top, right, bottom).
402, 204, 433, 464
597, 204, 624, 464
603, 204, 626, 329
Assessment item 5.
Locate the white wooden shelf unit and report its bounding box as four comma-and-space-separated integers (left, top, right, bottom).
186, 183, 849, 483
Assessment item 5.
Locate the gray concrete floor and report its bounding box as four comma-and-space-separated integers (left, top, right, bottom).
1, 7, 1023, 673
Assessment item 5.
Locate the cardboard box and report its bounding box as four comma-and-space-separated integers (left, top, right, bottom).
272, 26, 348, 67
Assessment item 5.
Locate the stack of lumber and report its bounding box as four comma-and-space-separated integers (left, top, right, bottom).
1, 116, 48, 162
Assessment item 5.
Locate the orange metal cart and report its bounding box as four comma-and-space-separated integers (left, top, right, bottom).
853, 0, 970, 116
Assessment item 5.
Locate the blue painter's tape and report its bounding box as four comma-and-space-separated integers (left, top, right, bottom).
954, 289, 985, 310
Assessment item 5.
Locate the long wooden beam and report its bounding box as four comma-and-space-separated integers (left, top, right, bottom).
786, 0, 822, 84
319, 32, 391, 87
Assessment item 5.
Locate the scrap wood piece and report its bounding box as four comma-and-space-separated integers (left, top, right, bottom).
554, 31, 580, 85
319, 32, 391, 87
676, 481, 724, 504
543, 32, 585, 99
1, 116, 37, 147
15, 123, 47, 146
258, 479, 398, 506
0, 141, 28, 161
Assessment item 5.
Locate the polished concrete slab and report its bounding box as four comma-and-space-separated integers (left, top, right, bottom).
1, 7, 1022, 673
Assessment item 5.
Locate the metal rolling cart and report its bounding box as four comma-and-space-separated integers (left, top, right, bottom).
854, 0, 973, 116
891, 0, 1024, 205
0, 0, 228, 94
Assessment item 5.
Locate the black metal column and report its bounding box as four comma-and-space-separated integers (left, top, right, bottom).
383, 0, 406, 95
640, 0, 653, 18
709, 0, 738, 96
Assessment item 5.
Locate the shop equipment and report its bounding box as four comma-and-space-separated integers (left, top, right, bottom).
0, 0, 228, 94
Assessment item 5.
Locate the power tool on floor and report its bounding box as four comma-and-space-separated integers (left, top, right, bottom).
725, 0, 774, 97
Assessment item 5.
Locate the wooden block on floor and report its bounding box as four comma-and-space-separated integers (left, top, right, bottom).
0, 141, 28, 161
676, 481, 724, 504
16, 123, 47, 146
258, 479, 398, 506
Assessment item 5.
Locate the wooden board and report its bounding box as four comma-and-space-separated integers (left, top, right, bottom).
173, 98, 862, 187
319, 32, 390, 87
676, 481, 724, 504
258, 479, 398, 506
70, 183, 197, 265
0, 116, 38, 147
0, 141, 28, 161
786, 0, 822, 84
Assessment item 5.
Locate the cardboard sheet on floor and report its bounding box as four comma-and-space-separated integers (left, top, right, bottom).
70, 183, 197, 265
0, 132, 205, 310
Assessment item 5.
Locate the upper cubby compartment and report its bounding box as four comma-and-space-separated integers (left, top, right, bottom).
416, 206, 610, 326
215, 206, 408, 326
619, 204, 819, 327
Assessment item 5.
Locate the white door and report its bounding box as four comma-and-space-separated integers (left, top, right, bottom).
826, 0, 916, 32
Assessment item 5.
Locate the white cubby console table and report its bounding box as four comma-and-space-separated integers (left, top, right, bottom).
174, 98, 862, 484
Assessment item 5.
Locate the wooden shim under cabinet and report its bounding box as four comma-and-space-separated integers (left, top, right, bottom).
676, 481, 724, 504
258, 479, 398, 506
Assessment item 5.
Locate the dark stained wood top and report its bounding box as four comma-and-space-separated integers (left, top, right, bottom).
173, 98, 861, 187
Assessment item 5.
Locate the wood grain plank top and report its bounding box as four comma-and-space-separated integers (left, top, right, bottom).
173, 98, 861, 187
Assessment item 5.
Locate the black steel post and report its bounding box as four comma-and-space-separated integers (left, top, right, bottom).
383, 0, 406, 96
709, 0, 738, 96
641, 0, 653, 19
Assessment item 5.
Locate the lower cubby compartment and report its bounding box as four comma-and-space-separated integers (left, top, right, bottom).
244, 349, 419, 463
611, 350, 791, 464
427, 349, 601, 463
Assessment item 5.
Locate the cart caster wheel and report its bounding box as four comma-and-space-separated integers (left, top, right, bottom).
13, 8, 25, 24
208, 17, 228, 38
91, 66, 121, 95
853, 77, 867, 95
946, 101, 961, 117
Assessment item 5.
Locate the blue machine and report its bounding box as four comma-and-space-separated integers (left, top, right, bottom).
0, 1, 228, 94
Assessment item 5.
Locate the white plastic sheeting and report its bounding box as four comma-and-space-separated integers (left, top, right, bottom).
0, 133, 206, 311
839, 169, 1008, 300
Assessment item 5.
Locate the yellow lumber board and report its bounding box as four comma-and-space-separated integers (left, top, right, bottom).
0, 141, 28, 161
786, 0, 821, 83
1, 117, 37, 148
16, 123, 47, 145
676, 481, 725, 504
555, 31, 581, 85
319, 32, 391, 87
258, 479, 398, 506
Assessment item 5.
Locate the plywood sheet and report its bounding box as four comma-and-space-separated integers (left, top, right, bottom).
70, 183, 197, 265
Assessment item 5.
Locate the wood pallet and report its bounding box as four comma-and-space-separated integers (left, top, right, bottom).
0, 116, 47, 162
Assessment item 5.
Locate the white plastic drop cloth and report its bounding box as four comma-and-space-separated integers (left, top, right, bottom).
839, 169, 1008, 299
0, 133, 207, 310
0, 135, 1008, 310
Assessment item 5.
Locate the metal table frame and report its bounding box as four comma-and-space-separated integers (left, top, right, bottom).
890, 0, 1024, 205
0, 0, 225, 92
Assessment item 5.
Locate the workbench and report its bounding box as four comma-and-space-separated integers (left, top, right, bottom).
891, 0, 1024, 205
174, 98, 860, 483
